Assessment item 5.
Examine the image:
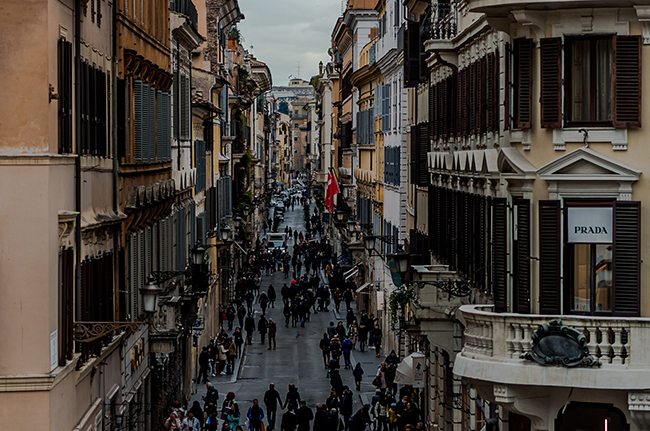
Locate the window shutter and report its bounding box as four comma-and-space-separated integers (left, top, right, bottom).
487, 53, 495, 132
492, 198, 508, 312
505, 43, 511, 130
459, 68, 467, 136
469, 62, 477, 134
134, 80, 144, 162
418, 123, 429, 187
405, 20, 421, 88
540, 37, 562, 128
157, 90, 163, 162
515, 199, 531, 314
478, 57, 486, 134
430, 82, 437, 140
538, 200, 561, 314
58, 38, 73, 154
613, 201, 641, 316
410, 124, 419, 184
514, 38, 533, 129
613, 35, 642, 128
164, 92, 171, 160
149, 85, 156, 162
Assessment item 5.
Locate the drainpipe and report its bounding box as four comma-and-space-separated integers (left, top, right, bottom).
74, 0, 82, 321
112, 0, 118, 211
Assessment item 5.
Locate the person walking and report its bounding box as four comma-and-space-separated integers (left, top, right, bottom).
340, 387, 354, 431
371, 326, 382, 357
247, 399, 265, 431
281, 407, 297, 431
264, 383, 283, 431
259, 315, 268, 344
319, 333, 331, 368
296, 400, 313, 431
268, 318, 277, 350
268, 285, 277, 308
341, 338, 353, 369
233, 327, 244, 358
237, 304, 246, 328
227, 404, 241, 430
283, 383, 301, 412
245, 315, 256, 345
165, 412, 181, 430
352, 363, 364, 392
181, 411, 201, 431
198, 346, 210, 384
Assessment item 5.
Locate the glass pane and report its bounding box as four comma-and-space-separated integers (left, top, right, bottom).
571, 40, 591, 122
595, 244, 613, 312
595, 39, 613, 121
573, 244, 591, 312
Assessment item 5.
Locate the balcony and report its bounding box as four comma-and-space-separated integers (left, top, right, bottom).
421, 3, 458, 42
455, 304, 650, 391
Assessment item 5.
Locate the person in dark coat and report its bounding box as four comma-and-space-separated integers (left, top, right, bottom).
339, 387, 354, 428
198, 346, 210, 383
259, 315, 268, 344
237, 304, 247, 328
190, 400, 204, 428
245, 315, 256, 345
325, 408, 343, 431
268, 318, 277, 350
327, 322, 337, 339
325, 389, 340, 410
281, 407, 298, 431
349, 406, 371, 431
283, 383, 301, 411
352, 363, 364, 391
314, 404, 328, 431
335, 322, 346, 340
296, 400, 313, 431
259, 292, 269, 315
264, 382, 283, 431
268, 284, 277, 308
330, 369, 344, 397
320, 333, 331, 368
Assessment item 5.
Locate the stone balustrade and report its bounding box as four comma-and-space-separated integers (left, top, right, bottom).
460, 304, 650, 367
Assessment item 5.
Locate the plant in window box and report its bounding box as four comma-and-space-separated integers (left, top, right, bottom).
389, 286, 420, 325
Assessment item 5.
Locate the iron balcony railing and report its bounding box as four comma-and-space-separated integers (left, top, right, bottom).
421, 2, 458, 42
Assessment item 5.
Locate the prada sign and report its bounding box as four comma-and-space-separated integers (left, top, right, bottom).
567, 207, 613, 243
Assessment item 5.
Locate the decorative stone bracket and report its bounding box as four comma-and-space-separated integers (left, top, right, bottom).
494, 385, 550, 431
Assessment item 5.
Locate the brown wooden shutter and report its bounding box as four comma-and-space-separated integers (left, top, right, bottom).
514, 38, 533, 129
459, 68, 467, 136
487, 53, 495, 133
613, 35, 642, 128
479, 57, 486, 134
418, 123, 429, 187
505, 43, 511, 130
613, 201, 641, 316
60, 248, 74, 364
405, 20, 421, 88
540, 38, 562, 128
515, 199, 531, 314
469, 62, 477, 134
410, 125, 419, 184
539, 200, 561, 314
492, 198, 508, 312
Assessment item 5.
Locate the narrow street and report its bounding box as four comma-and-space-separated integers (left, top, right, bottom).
190, 201, 383, 421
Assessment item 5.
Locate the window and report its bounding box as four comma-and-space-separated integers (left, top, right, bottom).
565, 36, 613, 125
538, 200, 640, 316
571, 244, 612, 313
539, 35, 641, 129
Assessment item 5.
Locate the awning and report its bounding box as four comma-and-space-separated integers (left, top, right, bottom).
344, 267, 359, 281
394, 352, 426, 388
356, 282, 372, 293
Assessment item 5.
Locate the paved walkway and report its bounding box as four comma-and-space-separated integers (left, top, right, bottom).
188, 200, 385, 426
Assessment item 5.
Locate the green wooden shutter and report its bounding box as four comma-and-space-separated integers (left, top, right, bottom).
134, 80, 144, 162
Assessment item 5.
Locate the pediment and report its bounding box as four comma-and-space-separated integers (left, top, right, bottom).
498, 147, 536, 178
537, 147, 641, 182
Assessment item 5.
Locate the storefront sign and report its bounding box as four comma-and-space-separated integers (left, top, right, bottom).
412, 355, 425, 388
567, 207, 612, 243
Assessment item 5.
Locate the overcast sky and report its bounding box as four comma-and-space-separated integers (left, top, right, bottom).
236, 0, 343, 87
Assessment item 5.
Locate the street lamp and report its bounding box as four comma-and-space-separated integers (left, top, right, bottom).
390, 250, 410, 278
233, 216, 242, 229
364, 234, 376, 252
243, 206, 250, 218
140, 275, 163, 314
335, 210, 346, 223
220, 226, 232, 242
192, 243, 206, 265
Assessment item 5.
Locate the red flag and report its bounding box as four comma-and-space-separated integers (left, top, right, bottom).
325, 170, 340, 213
